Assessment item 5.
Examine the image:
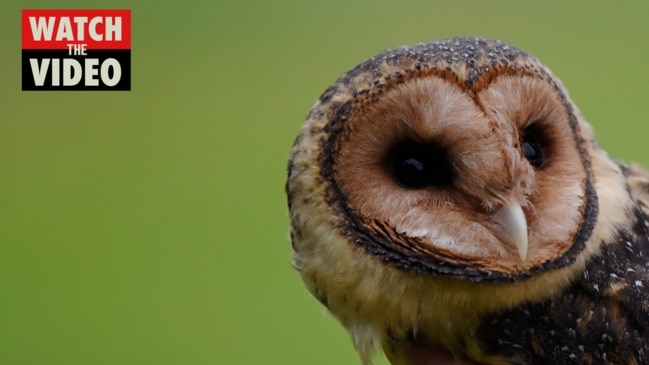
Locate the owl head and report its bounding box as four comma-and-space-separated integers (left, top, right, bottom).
286, 37, 629, 364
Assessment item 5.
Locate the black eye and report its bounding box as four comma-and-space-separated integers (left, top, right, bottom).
391, 142, 453, 189
522, 134, 543, 168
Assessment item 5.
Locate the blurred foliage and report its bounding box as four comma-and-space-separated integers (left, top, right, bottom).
1, 1, 649, 364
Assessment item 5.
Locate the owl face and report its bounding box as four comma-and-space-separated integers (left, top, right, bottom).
332, 74, 593, 277
290, 38, 597, 281
286, 38, 607, 363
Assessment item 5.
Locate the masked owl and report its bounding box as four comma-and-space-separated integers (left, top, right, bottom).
286, 37, 649, 364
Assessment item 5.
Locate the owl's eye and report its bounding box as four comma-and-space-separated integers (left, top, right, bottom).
522, 134, 544, 168
391, 142, 453, 189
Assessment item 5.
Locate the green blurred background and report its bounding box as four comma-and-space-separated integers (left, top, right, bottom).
2, 1, 649, 364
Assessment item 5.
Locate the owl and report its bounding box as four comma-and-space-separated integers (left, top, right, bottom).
286, 37, 649, 365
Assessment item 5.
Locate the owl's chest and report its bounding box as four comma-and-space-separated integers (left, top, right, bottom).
475, 235, 649, 364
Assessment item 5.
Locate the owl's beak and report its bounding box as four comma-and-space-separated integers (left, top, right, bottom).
492, 201, 528, 262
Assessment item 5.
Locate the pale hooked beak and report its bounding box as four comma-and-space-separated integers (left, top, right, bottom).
492, 201, 528, 262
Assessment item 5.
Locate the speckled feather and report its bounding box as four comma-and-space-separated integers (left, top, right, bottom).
478, 174, 649, 364
287, 37, 649, 364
